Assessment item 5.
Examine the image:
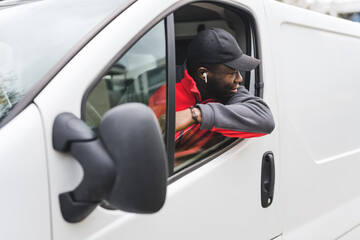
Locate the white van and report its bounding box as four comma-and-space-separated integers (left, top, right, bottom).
1, 0, 360, 239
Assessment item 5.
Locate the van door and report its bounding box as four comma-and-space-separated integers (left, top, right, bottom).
35, 0, 282, 239
264, 0, 360, 239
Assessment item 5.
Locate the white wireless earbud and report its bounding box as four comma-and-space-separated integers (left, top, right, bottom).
203, 72, 208, 83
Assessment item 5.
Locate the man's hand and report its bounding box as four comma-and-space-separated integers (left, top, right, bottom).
175, 107, 202, 132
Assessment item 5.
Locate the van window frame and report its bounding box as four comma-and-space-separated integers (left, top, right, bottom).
81, 1, 262, 181
165, 13, 176, 175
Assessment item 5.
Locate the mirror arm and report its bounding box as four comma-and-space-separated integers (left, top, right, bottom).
53, 113, 116, 223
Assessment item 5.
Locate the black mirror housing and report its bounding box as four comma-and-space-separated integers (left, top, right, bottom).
53, 103, 168, 222
100, 103, 168, 213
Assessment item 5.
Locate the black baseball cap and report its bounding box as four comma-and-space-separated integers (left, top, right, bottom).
187, 28, 260, 71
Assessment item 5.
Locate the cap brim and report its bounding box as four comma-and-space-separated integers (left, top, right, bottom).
223, 53, 260, 71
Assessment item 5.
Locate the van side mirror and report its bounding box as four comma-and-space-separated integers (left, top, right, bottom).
53, 103, 168, 223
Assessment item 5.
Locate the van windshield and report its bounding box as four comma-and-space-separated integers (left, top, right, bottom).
0, 0, 132, 123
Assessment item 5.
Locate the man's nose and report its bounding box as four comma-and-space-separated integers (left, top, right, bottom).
235, 71, 243, 83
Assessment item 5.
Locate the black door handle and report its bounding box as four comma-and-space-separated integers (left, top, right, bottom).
261, 151, 275, 208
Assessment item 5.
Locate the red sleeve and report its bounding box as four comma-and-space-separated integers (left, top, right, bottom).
210, 127, 267, 138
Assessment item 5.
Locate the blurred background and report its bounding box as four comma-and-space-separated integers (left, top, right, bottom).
278, 0, 360, 22
1, 0, 360, 22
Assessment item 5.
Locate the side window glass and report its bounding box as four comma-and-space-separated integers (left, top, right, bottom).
85, 21, 167, 131
173, 3, 258, 172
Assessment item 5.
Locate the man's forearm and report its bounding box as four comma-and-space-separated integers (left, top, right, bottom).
175, 107, 202, 132
196, 87, 275, 135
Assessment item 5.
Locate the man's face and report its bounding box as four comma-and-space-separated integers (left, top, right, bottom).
207, 64, 243, 99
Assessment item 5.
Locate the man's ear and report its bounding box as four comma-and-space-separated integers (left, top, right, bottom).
197, 67, 208, 82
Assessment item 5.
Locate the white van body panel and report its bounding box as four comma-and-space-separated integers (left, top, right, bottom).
265, 1, 360, 239
0, 104, 51, 239
34, 0, 282, 239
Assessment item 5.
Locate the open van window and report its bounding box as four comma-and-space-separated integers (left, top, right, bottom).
172, 3, 261, 173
